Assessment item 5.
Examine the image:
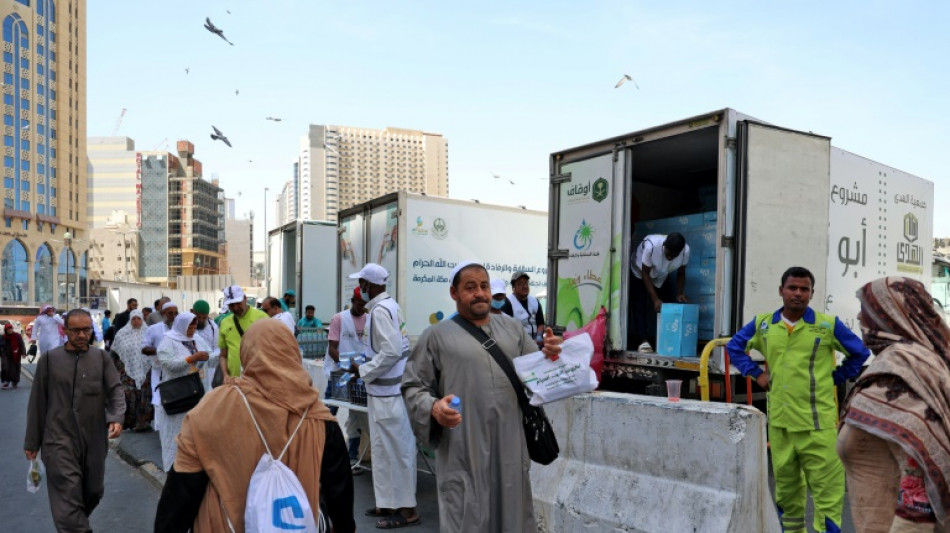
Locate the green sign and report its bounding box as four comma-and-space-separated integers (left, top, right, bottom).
592, 177, 609, 203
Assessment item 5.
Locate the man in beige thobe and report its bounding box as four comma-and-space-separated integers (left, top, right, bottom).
25, 309, 125, 532
402, 262, 562, 532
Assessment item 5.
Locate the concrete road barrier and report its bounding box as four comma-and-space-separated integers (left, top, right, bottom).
531, 392, 780, 533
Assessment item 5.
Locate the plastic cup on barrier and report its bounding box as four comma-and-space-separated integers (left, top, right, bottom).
666, 379, 682, 402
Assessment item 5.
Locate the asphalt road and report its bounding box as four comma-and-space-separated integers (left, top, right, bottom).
0, 373, 160, 532
6, 361, 856, 532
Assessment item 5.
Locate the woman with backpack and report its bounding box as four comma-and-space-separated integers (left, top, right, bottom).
154, 319, 356, 533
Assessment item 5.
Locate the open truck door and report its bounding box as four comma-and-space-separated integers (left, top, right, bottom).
734, 122, 831, 327
549, 150, 626, 350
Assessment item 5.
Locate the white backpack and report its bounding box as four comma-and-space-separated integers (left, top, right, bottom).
226, 388, 325, 533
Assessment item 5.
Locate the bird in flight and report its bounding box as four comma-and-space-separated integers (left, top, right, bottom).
615, 74, 639, 89
490, 172, 502, 179
508, 179, 516, 185
265, 117, 283, 122
204, 17, 234, 45
185, 67, 190, 75
210, 126, 232, 147
235, 89, 239, 96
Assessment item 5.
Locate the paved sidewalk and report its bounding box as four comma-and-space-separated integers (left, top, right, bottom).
22, 363, 441, 531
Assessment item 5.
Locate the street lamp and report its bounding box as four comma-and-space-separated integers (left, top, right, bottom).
63, 231, 72, 309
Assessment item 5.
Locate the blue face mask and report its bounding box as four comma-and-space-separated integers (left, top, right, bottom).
359, 285, 370, 303
490, 299, 506, 309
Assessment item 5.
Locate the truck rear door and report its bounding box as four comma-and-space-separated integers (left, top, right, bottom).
550, 150, 626, 348
734, 122, 831, 326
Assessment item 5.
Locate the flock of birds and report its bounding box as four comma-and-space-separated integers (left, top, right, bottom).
180, 15, 641, 194
490, 74, 638, 186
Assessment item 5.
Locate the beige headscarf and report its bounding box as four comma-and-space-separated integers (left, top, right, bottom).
173, 319, 336, 532
845, 276, 950, 522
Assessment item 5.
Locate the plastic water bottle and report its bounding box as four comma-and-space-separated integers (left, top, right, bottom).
337, 372, 353, 389
449, 396, 461, 430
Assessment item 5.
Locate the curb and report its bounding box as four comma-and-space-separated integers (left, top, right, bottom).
22, 364, 167, 491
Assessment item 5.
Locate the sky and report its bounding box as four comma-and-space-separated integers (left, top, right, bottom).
86, 1, 949, 249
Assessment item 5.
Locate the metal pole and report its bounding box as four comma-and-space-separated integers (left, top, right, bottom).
264, 187, 269, 294
64, 231, 72, 309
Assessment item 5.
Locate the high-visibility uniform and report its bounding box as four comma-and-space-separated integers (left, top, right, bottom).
728, 307, 870, 533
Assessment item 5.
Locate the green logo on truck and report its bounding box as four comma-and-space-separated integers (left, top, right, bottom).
592, 178, 609, 203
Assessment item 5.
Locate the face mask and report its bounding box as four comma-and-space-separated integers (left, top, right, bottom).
359, 286, 370, 303
491, 299, 506, 309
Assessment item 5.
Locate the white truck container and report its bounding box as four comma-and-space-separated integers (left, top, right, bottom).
267, 220, 338, 324
547, 108, 934, 398
337, 191, 548, 340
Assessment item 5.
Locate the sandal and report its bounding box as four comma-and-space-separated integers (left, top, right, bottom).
365, 507, 392, 517
376, 514, 420, 529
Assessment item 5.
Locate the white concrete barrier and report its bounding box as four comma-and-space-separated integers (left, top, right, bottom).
531, 392, 780, 533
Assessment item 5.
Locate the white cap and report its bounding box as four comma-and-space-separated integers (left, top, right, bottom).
349, 263, 388, 285
449, 260, 481, 284
222, 285, 245, 305
490, 278, 507, 296
161, 301, 179, 311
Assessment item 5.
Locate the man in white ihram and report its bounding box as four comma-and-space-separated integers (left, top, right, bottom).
349, 263, 420, 528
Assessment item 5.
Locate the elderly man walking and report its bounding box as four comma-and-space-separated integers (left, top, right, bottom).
349, 263, 420, 528
31, 305, 65, 357
25, 309, 125, 531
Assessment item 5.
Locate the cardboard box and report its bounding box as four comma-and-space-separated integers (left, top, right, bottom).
656, 303, 700, 357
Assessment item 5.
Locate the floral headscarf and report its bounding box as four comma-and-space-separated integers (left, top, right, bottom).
847, 276, 950, 522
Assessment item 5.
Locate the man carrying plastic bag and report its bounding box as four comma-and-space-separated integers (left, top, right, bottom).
514, 333, 598, 406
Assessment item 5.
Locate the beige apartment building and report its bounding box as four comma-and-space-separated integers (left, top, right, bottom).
0, 0, 88, 308
296, 124, 448, 222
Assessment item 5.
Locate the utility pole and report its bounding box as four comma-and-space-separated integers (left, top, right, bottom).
63, 231, 73, 308
263, 187, 269, 295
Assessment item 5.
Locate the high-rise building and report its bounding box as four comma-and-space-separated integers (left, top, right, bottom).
275, 179, 295, 226
138, 141, 225, 285
224, 201, 253, 287
0, 0, 87, 308
87, 136, 137, 228
297, 124, 448, 222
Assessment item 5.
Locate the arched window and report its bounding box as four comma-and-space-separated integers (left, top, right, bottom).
1, 239, 29, 303
58, 247, 75, 306
34, 243, 53, 302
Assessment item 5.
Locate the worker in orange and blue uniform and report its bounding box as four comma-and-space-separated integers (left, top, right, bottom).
727, 266, 869, 533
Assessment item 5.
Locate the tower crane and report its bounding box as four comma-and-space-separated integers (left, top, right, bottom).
112, 108, 127, 135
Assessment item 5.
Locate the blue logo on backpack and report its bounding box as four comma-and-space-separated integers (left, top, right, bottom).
272, 496, 306, 530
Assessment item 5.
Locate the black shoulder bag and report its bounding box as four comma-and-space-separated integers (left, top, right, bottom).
156, 341, 205, 415
451, 315, 559, 465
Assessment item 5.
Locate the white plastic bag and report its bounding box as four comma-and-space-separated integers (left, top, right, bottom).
245, 455, 319, 533
513, 332, 598, 406
234, 387, 320, 533
26, 458, 44, 494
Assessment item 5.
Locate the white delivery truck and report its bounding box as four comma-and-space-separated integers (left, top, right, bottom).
547, 108, 934, 400
337, 191, 548, 340
267, 220, 338, 324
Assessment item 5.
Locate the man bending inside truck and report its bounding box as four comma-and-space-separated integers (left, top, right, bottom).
629, 232, 689, 353
726, 266, 869, 533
